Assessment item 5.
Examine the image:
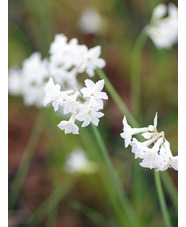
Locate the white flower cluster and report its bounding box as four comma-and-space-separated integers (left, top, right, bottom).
120, 113, 178, 171
8, 53, 49, 107
49, 34, 106, 84
8, 34, 106, 108
44, 77, 108, 134
145, 3, 178, 49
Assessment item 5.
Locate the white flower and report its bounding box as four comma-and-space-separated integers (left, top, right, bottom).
8, 53, 49, 108
131, 134, 163, 158
158, 139, 178, 171
49, 66, 79, 89
9, 53, 50, 108
65, 150, 88, 173
8, 67, 22, 95
78, 8, 104, 34
120, 116, 149, 148
22, 52, 49, 85
22, 83, 46, 108
43, 77, 62, 111
49, 34, 68, 56
76, 105, 104, 127
138, 138, 164, 170
151, 4, 167, 23
62, 91, 80, 114
65, 149, 97, 173
81, 79, 108, 108
169, 156, 178, 171
78, 46, 106, 77
145, 3, 178, 49
58, 115, 79, 134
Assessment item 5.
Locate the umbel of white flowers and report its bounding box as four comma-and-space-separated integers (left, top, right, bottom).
44, 78, 108, 134
145, 3, 178, 49
8, 34, 106, 108
120, 113, 178, 171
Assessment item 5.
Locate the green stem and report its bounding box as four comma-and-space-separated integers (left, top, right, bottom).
96, 68, 139, 128
80, 129, 128, 225
96, 67, 177, 221
130, 31, 147, 118
154, 171, 172, 227
91, 124, 138, 227
161, 172, 178, 210
9, 109, 46, 210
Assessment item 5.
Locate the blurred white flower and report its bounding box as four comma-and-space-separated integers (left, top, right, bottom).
49, 34, 106, 80
65, 149, 97, 173
78, 8, 104, 34
9, 53, 49, 108
78, 46, 106, 77
22, 52, 49, 85
65, 150, 88, 173
121, 113, 178, 171
8, 67, 22, 95
22, 83, 46, 108
145, 3, 178, 49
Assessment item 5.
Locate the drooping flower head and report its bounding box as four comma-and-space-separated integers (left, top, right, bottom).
145, 3, 178, 49
121, 113, 178, 171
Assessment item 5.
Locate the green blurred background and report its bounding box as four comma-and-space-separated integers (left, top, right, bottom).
8, 0, 178, 226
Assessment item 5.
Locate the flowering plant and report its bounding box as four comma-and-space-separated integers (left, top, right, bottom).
8, 2, 178, 224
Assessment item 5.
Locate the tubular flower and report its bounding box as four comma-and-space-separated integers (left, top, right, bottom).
121, 113, 178, 171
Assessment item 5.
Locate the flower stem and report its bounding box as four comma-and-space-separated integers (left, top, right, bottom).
96, 67, 177, 224
80, 128, 128, 225
96, 68, 139, 128
154, 171, 172, 227
9, 109, 46, 211
161, 172, 178, 210
130, 31, 147, 119
91, 124, 139, 227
